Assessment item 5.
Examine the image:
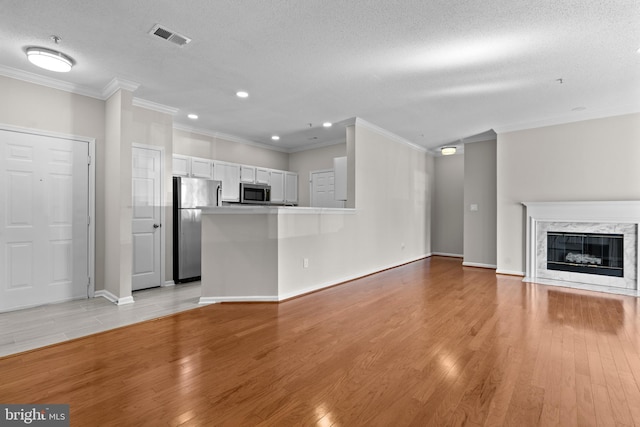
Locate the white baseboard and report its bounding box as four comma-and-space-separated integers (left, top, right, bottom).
199, 296, 278, 304
95, 290, 135, 305
496, 269, 525, 277
462, 262, 497, 269
277, 254, 431, 301
432, 252, 463, 258
163, 280, 175, 287
198, 254, 431, 304
117, 296, 135, 305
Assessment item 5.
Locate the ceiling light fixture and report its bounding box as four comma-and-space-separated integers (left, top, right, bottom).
236, 91, 249, 98
187, 113, 198, 120
25, 46, 74, 72
441, 146, 457, 156
322, 122, 332, 128
271, 135, 280, 141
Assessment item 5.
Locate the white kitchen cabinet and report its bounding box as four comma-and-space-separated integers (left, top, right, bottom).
213, 161, 240, 202
240, 165, 256, 183
284, 172, 298, 205
172, 154, 190, 177
256, 167, 270, 185
270, 170, 285, 204
190, 156, 214, 179
333, 156, 347, 201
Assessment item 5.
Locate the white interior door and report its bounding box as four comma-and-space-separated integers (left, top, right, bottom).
0, 130, 89, 311
310, 170, 345, 208
132, 146, 162, 291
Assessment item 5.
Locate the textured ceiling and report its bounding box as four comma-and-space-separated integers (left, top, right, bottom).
1, 0, 639, 151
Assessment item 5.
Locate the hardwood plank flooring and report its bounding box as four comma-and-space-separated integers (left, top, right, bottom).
2, 256, 640, 426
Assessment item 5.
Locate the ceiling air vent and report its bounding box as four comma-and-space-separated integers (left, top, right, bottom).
149, 24, 191, 47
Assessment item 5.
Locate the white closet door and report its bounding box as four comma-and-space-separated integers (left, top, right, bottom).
132, 146, 162, 291
0, 130, 89, 311
310, 170, 344, 208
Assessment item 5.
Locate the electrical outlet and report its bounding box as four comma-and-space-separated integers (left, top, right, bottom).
303, 258, 309, 268
470, 204, 479, 212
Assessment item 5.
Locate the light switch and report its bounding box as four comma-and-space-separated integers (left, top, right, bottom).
470, 204, 479, 212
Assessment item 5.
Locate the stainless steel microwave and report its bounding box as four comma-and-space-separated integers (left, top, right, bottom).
239, 183, 271, 204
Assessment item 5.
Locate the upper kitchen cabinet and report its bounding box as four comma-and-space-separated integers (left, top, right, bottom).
190, 157, 214, 179
213, 161, 240, 202
256, 167, 270, 185
172, 154, 191, 177
240, 165, 256, 183
270, 170, 285, 204
285, 172, 298, 205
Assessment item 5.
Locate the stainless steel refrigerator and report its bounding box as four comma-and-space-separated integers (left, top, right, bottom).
173, 177, 222, 283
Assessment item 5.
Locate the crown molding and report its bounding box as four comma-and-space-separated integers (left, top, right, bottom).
463, 129, 497, 144
173, 124, 290, 153
354, 118, 428, 153
132, 97, 179, 115
0, 64, 103, 99
101, 77, 140, 99
493, 105, 640, 134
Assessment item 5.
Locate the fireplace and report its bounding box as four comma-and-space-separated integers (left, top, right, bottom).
547, 232, 623, 277
522, 201, 640, 294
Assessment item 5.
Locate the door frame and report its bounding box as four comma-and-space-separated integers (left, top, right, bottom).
309, 168, 334, 207
131, 143, 165, 289
0, 123, 96, 298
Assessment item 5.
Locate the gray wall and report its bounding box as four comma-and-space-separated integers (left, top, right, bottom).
288, 143, 346, 207
496, 113, 640, 275
432, 153, 464, 256
173, 128, 289, 171
463, 140, 497, 268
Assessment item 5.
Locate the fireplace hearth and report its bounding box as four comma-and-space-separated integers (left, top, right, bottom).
547, 232, 623, 277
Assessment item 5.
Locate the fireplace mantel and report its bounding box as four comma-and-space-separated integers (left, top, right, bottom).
522, 201, 640, 295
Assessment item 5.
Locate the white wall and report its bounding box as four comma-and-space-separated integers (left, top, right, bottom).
463, 140, 497, 268
0, 75, 107, 290
432, 153, 464, 257
496, 113, 640, 275
288, 143, 346, 207
104, 89, 134, 299
279, 121, 434, 294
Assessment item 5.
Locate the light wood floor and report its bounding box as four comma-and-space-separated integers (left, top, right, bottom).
2, 256, 640, 426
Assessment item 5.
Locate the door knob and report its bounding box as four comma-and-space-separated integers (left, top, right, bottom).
153, 224, 161, 229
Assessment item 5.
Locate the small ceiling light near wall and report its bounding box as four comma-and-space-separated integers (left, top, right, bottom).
187, 113, 198, 120
322, 122, 332, 128
441, 146, 457, 156
26, 46, 74, 72
271, 135, 280, 141
236, 91, 249, 98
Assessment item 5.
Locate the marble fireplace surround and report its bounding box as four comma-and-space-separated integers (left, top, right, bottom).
522, 201, 640, 295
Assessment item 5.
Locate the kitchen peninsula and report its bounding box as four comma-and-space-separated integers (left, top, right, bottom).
198, 206, 357, 303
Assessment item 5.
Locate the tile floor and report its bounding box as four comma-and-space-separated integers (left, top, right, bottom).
0, 282, 202, 358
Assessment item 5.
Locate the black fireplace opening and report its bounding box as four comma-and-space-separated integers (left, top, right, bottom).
547, 232, 624, 277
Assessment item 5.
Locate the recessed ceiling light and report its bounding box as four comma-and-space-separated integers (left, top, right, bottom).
271, 135, 280, 141
26, 46, 74, 72
441, 146, 457, 156
323, 122, 332, 128
187, 113, 198, 120
236, 91, 249, 98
